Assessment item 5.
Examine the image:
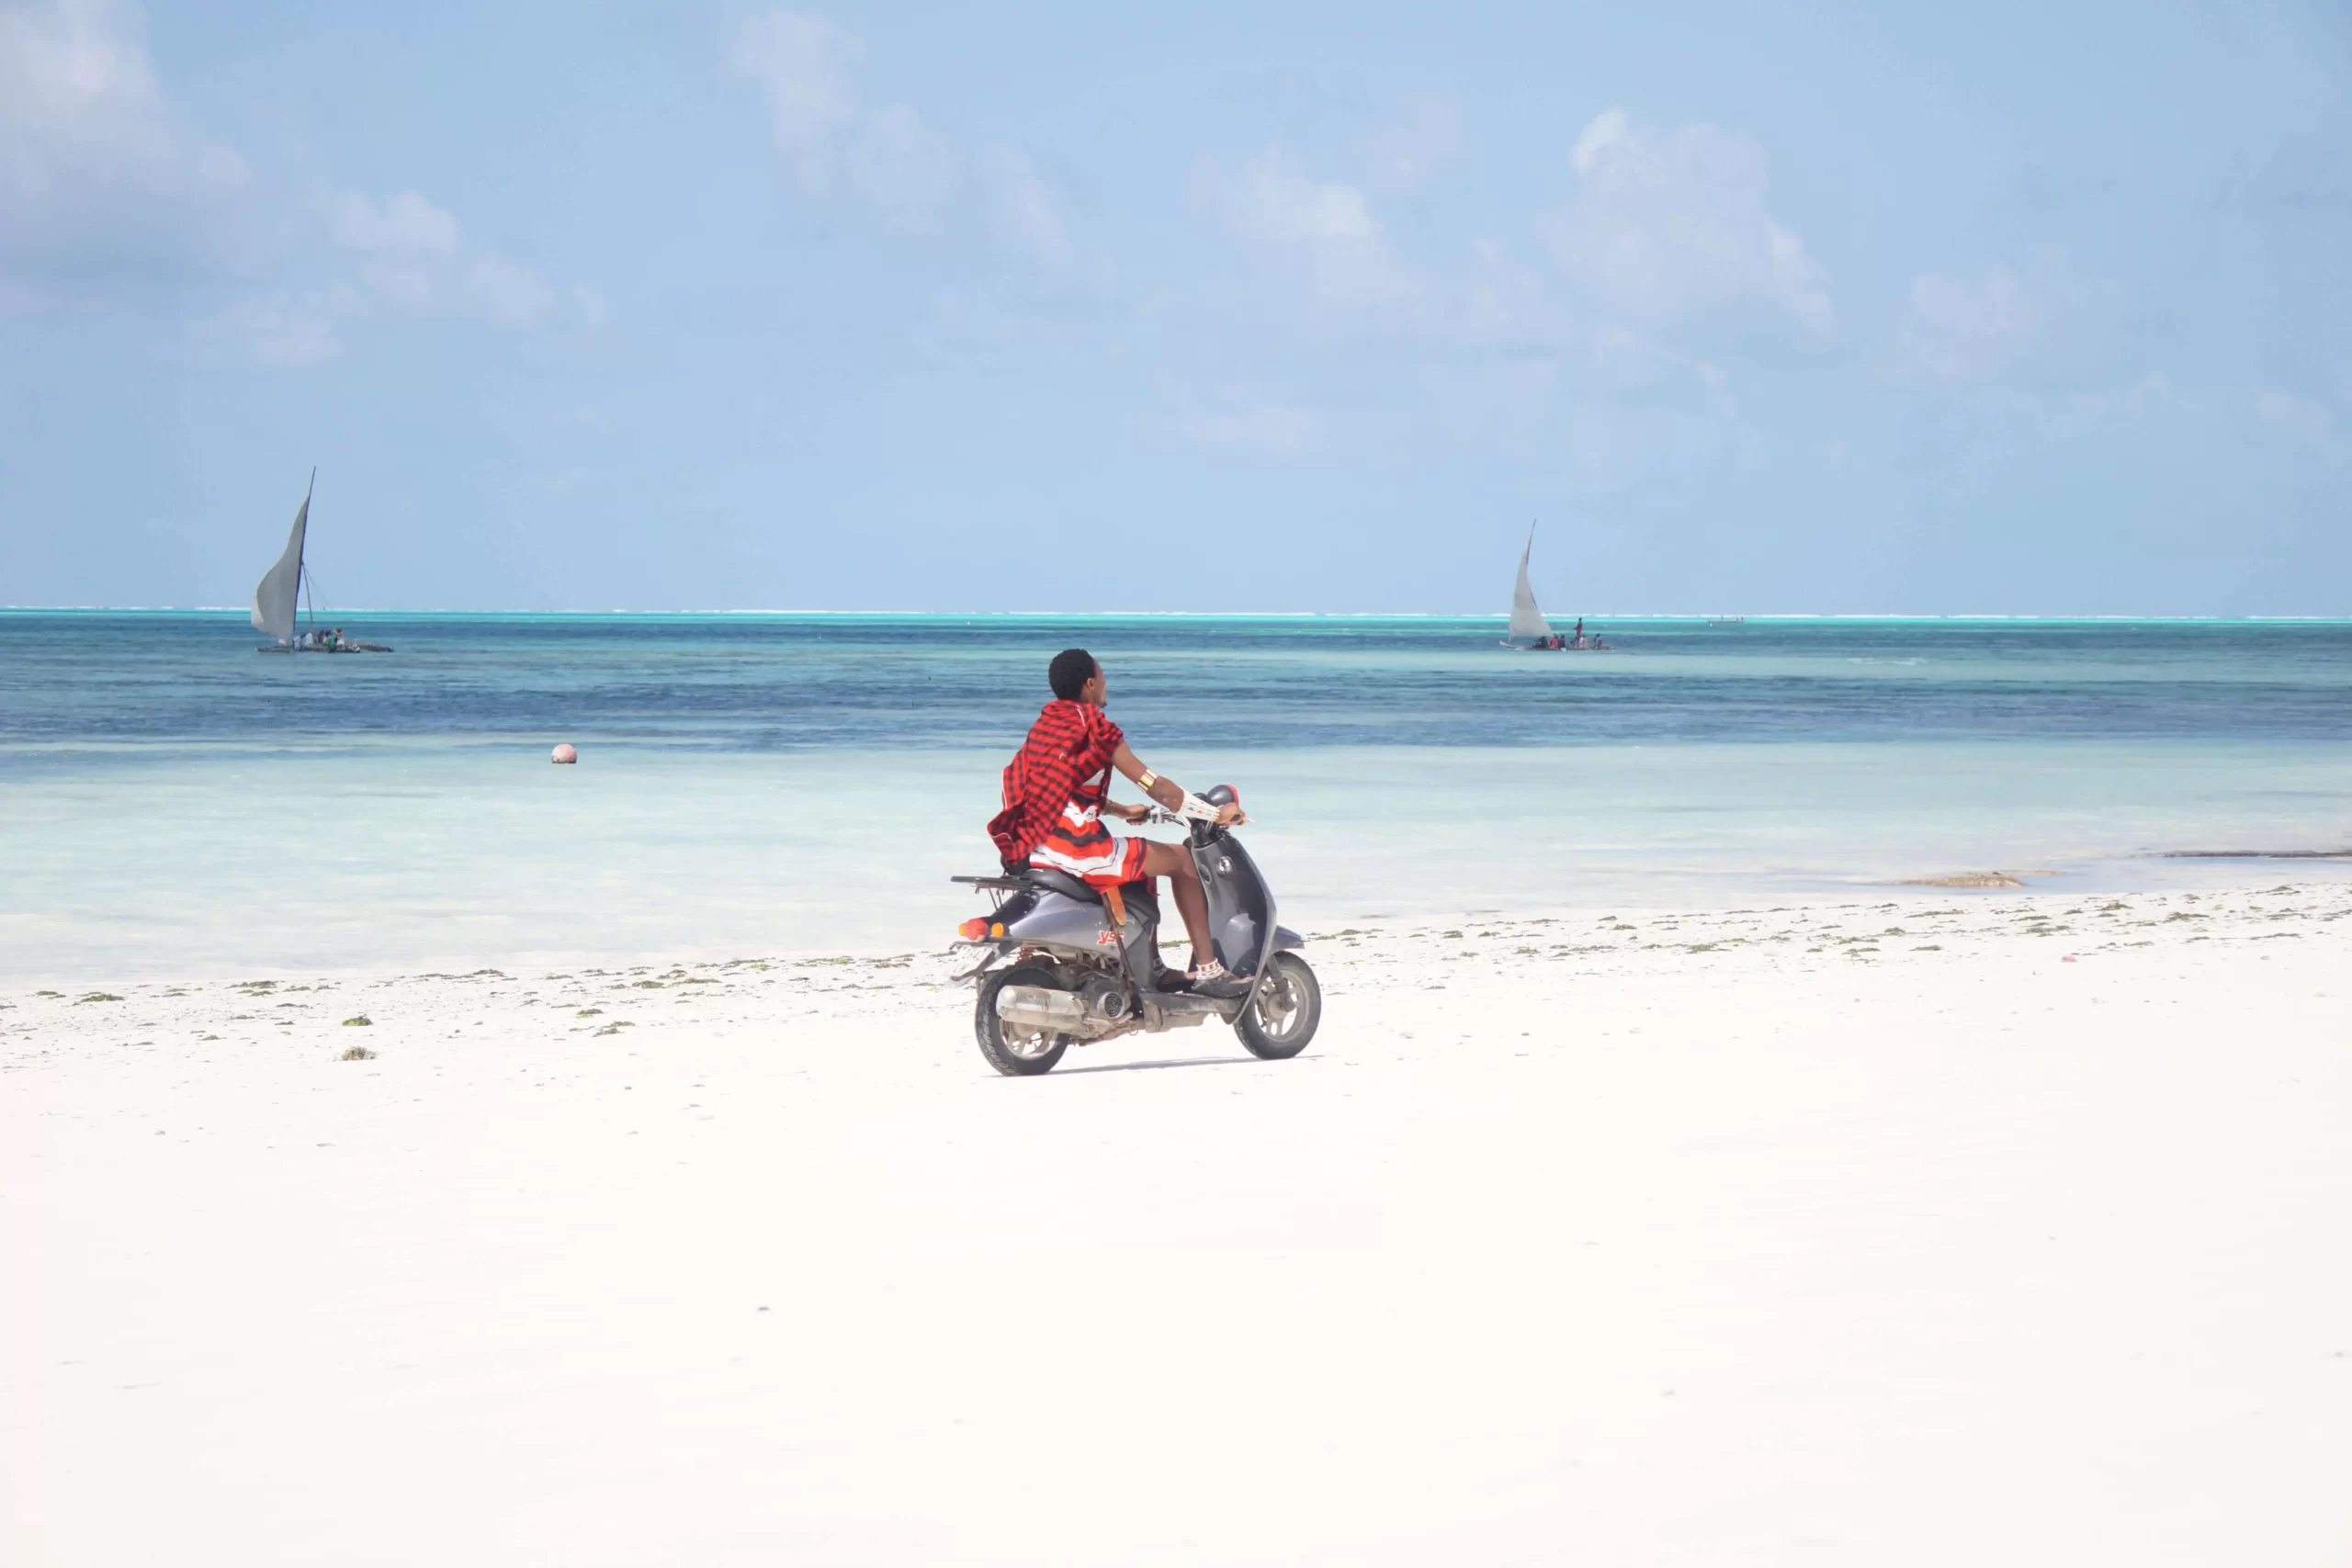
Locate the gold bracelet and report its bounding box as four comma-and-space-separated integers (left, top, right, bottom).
1138, 769, 1158, 789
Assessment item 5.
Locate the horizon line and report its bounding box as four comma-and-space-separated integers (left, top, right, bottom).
6, 606, 2352, 623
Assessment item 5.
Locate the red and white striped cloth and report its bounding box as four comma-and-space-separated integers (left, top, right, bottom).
1029, 795, 1148, 886
988, 699, 1148, 887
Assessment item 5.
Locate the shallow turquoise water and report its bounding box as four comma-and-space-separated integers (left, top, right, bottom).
4, 612, 2347, 976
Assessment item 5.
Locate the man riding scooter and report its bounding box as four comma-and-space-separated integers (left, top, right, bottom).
988, 649, 1251, 998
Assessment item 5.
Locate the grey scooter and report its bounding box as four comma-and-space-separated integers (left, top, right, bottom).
951, 784, 1321, 1076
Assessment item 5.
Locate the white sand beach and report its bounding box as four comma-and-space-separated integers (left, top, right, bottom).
6, 883, 2350, 1564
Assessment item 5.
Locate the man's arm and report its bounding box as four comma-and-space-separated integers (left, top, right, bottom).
1112, 743, 1244, 824
1112, 742, 1183, 810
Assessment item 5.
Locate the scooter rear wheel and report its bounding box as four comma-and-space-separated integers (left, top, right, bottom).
975, 964, 1071, 1077
1235, 952, 1319, 1060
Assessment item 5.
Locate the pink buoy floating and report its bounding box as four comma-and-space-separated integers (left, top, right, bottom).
551, 743, 578, 764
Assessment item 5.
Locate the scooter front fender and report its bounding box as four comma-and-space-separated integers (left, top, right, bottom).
1195, 832, 1281, 979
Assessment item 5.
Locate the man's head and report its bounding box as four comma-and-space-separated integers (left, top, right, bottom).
1048, 648, 1105, 705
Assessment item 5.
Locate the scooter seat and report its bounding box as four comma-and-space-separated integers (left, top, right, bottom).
1023, 868, 1101, 904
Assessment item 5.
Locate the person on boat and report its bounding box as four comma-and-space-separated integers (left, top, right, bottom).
988, 649, 1250, 997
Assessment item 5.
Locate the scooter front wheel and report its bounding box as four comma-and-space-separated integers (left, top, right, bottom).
975, 963, 1071, 1077
1236, 952, 1319, 1060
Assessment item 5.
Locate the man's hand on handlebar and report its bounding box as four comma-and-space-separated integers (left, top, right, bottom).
1168, 794, 1247, 827
1117, 794, 1245, 828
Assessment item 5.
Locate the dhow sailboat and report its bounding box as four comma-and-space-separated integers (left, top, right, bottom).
1501, 525, 1607, 651
253, 471, 390, 653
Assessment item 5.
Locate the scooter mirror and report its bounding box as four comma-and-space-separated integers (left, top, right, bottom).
1201, 784, 1240, 807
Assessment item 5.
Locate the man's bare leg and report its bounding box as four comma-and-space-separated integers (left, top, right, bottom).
1139, 840, 1216, 966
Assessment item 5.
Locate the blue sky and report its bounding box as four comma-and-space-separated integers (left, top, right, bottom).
2, 0, 2347, 614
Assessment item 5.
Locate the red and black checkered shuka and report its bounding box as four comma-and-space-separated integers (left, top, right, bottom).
987, 699, 1125, 870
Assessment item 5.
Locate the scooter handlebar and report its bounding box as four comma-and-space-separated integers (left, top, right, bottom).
1136, 796, 1246, 829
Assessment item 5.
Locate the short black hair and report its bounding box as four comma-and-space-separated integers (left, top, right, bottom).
1048, 648, 1098, 700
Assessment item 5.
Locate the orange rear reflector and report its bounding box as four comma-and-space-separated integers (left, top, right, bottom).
990, 922, 1006, 939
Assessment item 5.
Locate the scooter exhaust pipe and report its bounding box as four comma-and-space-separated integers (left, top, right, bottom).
996, 985, 1123, 1040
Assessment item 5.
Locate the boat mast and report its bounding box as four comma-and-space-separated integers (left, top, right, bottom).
300, 468, 315, 639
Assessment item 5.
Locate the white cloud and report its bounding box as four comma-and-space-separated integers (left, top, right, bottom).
729, 10, 962, 233
1898, 265, 2033, 382
1163, 388, 1326, 456
468, 252, 559, 326
327, 188, 460, 255
2010, 374, 2175, 438
0, 0, 243, 199
1, 4, 595, 359
316, 186, 566, 331
727, 10, 861, 192
844, 101, 957, 231
1544, 108, 1831, 337
1364, 97, 1459, 193
1198, 148, 1420, 313
1460, 236, 1558, 350
1894, 254, 2146, 398
200, 186, 584, 364
2255, 388, 2335, 444
1904, 373, 2180, 487
728, 12, 1100, 276
0, 0, 246, 290
979, 145, 1072, 268
196, 287, 355, 367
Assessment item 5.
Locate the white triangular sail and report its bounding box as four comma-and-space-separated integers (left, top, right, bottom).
252, 485, 310, 643
1507, 528, 1553, 644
